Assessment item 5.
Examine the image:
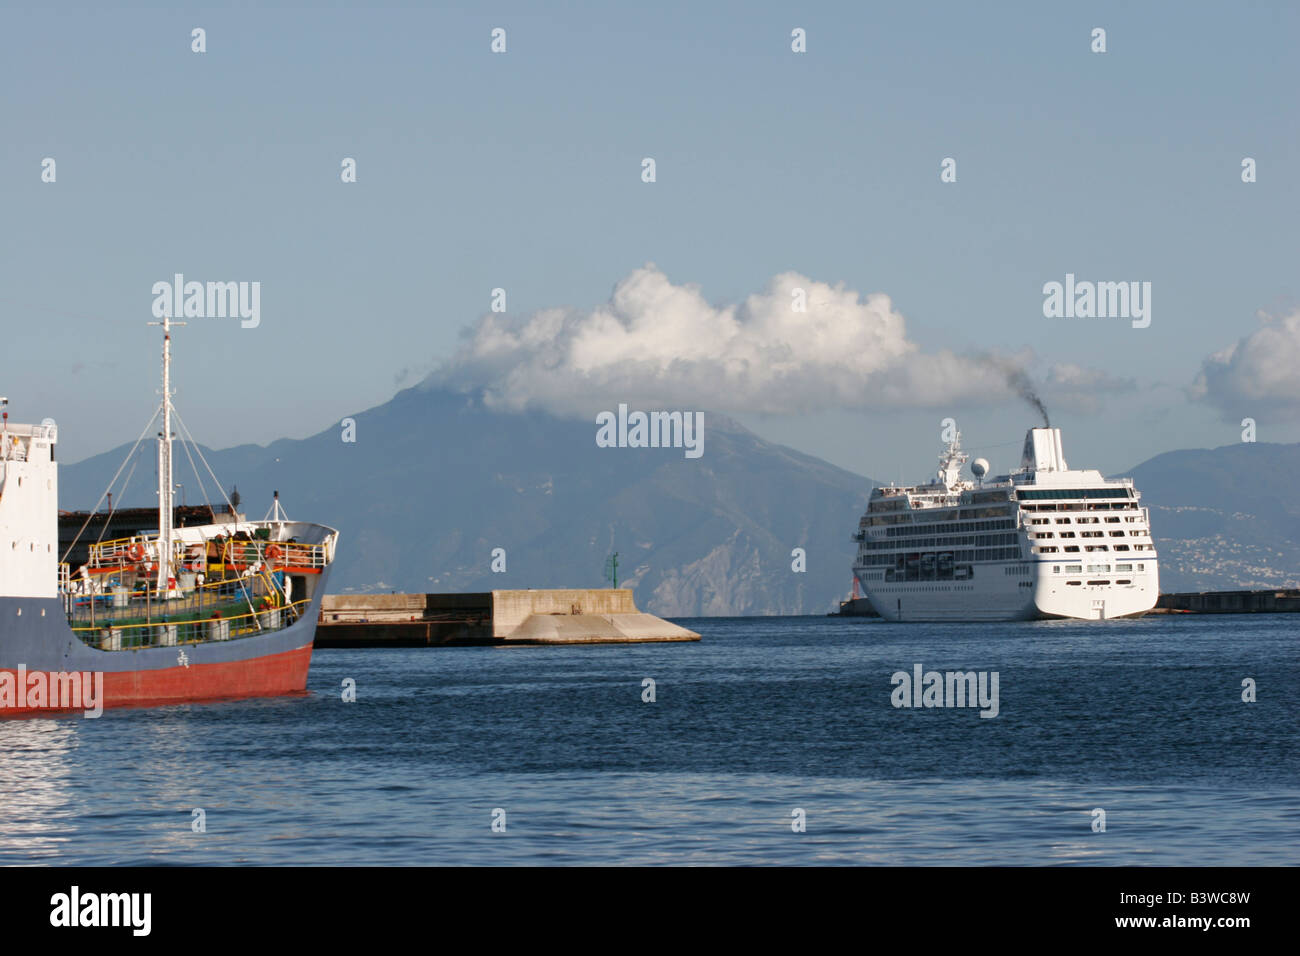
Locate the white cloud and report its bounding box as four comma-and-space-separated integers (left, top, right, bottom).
1191, 309, 1300, 421
431, 265, 1104, 418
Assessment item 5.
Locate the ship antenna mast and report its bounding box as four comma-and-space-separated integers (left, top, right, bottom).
935, 429, 970, 492
146, 313, 186, 592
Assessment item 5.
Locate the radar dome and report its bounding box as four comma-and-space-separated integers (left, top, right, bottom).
971, 458, 989, 479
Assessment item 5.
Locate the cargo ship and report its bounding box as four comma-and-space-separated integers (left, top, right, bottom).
0, 317, 338, 716
852, 426, 1159, 621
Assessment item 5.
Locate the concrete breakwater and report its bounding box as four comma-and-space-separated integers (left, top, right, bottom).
1153, 588, 1300, 614
316, 589, 700, 646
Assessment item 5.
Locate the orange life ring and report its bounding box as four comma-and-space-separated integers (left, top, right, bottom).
266, 544, 283, 563
127, 543, 146, 562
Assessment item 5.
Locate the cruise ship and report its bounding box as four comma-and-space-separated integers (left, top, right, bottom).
852, 427, 1158, 621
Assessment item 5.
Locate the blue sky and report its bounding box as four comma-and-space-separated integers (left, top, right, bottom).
2, 0, 1296, 485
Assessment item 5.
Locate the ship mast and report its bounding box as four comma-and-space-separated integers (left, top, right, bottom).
936, 430, 969, 490
147, 313, 185, 591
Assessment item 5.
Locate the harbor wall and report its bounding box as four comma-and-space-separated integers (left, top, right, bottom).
317, 589, 698, 646
1155, 589, 1300, 614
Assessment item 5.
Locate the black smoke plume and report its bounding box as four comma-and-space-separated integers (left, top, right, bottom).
982, 357, 1050, 427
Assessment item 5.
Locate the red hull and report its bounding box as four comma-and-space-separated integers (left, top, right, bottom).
1, 643, 313, 717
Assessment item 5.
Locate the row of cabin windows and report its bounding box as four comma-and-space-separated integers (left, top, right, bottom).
1027, 515, 1144, 530
868, 505, 1013, 526
1017, 488, 1133, 500
1019, 503, 1136, 513
865, 532, 1020, 551
1031, 530, 1146, 539
882, 518, 1015, 537
1033, 543, 1154, 554
1052, 563, 1145, 573
1032, 516, 1134, 525
858, 546, 1023, 567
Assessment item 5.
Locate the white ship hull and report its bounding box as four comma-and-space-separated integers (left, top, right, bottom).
856, 561, 1158, 622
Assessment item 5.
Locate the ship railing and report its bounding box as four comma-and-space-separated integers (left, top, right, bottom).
7, 421, 59, 441
66, 572, 282, 624
70, 597, 313, 651
85, 534, 329, 572
84, 535, 153, 570
84, 534, 197, 573
0, 421, 55, 440
219, 538, 328, 571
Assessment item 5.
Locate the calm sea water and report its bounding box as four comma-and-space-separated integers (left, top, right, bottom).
2, 614, 1296, 865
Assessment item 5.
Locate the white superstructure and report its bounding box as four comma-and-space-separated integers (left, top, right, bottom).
852, 427, 1159, 621
0, 406, 59, 599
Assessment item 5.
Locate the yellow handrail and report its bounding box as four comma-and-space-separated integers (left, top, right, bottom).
73, 568, 275, 600
70, 598, 313, 649
70, 598, 310, 634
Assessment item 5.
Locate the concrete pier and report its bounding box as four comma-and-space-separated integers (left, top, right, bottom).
1154, 588, 1300, 614
316, 589, 700, 647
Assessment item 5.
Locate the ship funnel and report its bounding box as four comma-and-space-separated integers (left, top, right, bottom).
1020, 427, 1067, 473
